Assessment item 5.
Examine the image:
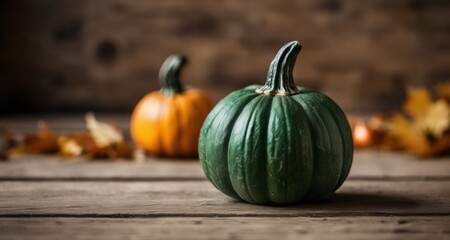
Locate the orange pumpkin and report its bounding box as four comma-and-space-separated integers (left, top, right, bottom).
131, 55, 213, 158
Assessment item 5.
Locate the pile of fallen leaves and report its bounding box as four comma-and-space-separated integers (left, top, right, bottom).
0, 113, 143, 161
351, 83, 450, 157
387, 83, 450, 157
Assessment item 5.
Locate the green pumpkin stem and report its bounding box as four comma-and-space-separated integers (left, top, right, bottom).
159, 54, 187, 96
257, 41, 302, 96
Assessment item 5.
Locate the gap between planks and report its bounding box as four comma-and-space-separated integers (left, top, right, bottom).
0, 176, 449, 182
1, 212, 450, 219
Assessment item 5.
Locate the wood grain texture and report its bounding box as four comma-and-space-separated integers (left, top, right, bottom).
1, 150, 449, 180
0, 114, 130, 133
0, 180, 449, 216
1, 117, 450, 239
0, 156, 204, 180
0, 217, 449, 240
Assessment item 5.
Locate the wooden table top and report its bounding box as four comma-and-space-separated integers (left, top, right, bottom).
0, 116, 449, 239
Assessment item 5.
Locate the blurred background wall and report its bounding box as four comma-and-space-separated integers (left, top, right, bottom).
0, 0, 449, 114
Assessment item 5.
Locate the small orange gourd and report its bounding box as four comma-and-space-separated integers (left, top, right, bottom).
131, 55, 213, 158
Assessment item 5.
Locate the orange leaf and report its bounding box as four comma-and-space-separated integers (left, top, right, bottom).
7, 121, 59, 158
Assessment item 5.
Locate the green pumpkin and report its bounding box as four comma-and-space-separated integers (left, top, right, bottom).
199, 41, 353, 205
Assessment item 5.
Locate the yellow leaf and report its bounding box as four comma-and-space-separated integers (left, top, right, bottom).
58, 136, 83, 157
390, 114, 431, 156
404, 88, 432, 119
414, 100, 450, 138
85, 113, 123, 148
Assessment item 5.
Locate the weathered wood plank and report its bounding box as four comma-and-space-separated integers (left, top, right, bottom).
0, 156, 204, 180
0, 180, 448, 216
350, 151, 450, 179
0, 114, 130, 133
0, 217, 449, 240
1, 151, 449, 180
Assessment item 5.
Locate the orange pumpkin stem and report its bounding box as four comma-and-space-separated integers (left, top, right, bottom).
159, 54, 187, 96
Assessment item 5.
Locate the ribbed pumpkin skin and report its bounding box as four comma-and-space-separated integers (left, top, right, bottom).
131, 89, 212, 157
198, 41, 353, 205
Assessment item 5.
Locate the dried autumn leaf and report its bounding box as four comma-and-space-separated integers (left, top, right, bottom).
404, 88, 432, 119
83, 113, 138, 160
96, 142, 134, 159
414, 100, 450, 138
390, 114, 431, 157
85, 113, 123, 148
57, 132, 105, 159
67, 132, 94, 148
7, 121, 59, 158
85, 146, 110, 159
386, 86, 450, 157
58, 136, 83, 157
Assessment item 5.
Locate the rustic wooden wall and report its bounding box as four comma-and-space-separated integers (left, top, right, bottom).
1, 0, 449, 114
